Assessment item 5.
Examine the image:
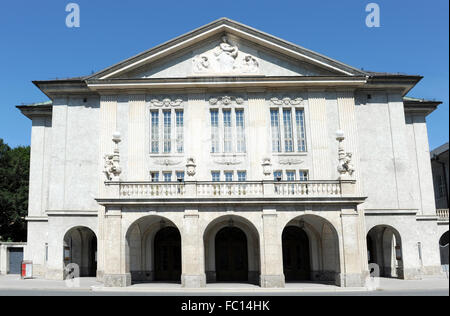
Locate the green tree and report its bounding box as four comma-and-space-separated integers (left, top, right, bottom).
0, 138, 30, 242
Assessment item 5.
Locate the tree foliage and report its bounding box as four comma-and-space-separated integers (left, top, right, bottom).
0, 138, 30, 242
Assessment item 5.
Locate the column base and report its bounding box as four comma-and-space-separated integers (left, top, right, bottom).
260, 274, 285, 288
182, 274, 206, 288
337, 272, 368, 287
45, 269, 64, 280
103, 273, 131, 287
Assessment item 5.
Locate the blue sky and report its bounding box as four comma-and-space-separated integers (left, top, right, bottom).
0, 0, 448, 149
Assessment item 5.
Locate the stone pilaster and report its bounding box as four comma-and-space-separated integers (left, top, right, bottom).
181, 209, 206, 288
339, 207, 368, 287
103, 206, 130, 287
127, 94, 147, 181
260, 209, 285, 288
247, 90, 268, 180
97, 95, 118, 283
308, 91, 331, 179
337, 91, 363, 195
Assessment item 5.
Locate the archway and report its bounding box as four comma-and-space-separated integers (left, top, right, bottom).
204, 215, 260, 285
439, 231, 449, 267
215, 227, 248, 282
126, 216, 182, 284
282, 215, 340, 285
366, 225, 404, 279
282, 226, 311, 281
63, 226, 97, 277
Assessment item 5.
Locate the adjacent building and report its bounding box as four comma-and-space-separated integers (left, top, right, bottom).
431, 142, 449, 268
17, 18, 448, 287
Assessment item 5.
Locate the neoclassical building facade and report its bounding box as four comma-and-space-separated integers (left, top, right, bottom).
18, 18, 448, 287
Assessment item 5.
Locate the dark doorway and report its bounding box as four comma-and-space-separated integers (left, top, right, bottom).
282, 226, 311, 281
154, 227, 181, 282
8, 248, 23, 275
215, 227, 248, 282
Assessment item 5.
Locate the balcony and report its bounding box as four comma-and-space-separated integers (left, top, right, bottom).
437, 209, 449, 222
100, 180, 360, 205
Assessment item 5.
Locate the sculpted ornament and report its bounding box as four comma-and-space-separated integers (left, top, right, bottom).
336, 130, 355, 179
278, 158, 304, 166
209, 96, 244, 106
150, 98, 183, 108
103, 132, 122, 181
270, 97, 304, 106
153, 159, 182, 166
192, 35, 259, 74
186, 158, 197, 178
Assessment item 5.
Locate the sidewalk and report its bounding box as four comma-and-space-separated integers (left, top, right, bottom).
0, 274, 448, 293
0, 274, 101, 291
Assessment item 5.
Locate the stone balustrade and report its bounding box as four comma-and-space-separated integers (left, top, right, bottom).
436, 209, 449, 221
106, 180, 355, 199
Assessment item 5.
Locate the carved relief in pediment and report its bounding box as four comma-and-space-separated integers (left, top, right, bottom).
192, 36, 260, 75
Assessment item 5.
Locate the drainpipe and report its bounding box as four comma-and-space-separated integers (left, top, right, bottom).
433, 154, 449, 209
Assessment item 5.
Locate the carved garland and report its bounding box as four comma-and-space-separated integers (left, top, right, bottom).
150, 98, 184, 108
209, 96, 244, 106
270, 97, 304, 106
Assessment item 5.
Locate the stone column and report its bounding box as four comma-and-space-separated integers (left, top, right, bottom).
339, 207, 368, 287
181, 209, 206, 288
103, 206, 130, 287
260, 209, 285, 288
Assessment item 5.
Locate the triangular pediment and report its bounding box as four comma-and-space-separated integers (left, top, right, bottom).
89, 18, 366, 80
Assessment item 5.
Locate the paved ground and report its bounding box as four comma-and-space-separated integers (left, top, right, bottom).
0, 275, 448, 296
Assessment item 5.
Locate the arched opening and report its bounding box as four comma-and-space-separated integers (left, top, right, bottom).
366, 225, 404, 279
204, 215, 260, 285
439, 231, 449, 267
126, 216, 181, 284
154, 227, 182, 281
282, 226, 311, 281
215, 227, 248, 282
63, 226, 97, 277
282, 215, 340, 285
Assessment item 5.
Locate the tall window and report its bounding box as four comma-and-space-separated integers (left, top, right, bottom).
235, 110, 246, 153
210, 110, 220, 153
270, 109, 281, 152
151, 111, 159, 153
163, 111, 171, 153
283, 109, 293, 152
270, 106, 308, 153
296, 109, 307, 152
223, 110, 232, 153
151, 108, 184, 154
176, 111, 184, 153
